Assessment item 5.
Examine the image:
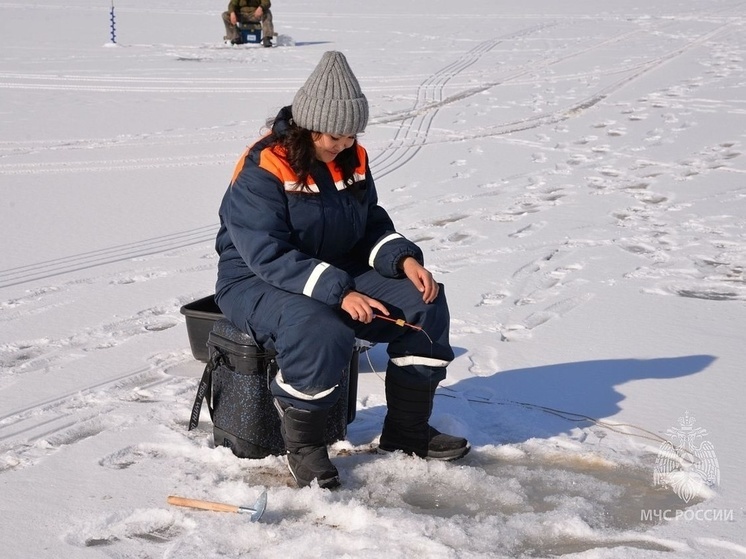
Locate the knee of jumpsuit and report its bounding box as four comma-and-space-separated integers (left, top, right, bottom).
386, 286, 454, 385
271, 305, 355, 411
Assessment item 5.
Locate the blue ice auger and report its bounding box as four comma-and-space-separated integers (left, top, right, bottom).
110, 1, 117, 44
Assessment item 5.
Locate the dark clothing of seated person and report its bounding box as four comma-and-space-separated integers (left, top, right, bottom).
222, 0, 274, 46
215, 51, 470, 489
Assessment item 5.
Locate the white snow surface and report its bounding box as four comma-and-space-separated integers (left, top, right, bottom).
1, 1, 745, 557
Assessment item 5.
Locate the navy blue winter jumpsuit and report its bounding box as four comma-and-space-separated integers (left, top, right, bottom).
215, 108, 454, 411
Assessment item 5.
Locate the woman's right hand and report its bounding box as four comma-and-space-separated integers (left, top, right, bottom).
341, 291, 389, 323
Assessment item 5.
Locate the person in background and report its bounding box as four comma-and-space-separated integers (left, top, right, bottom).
215, 51, 470, 489
222, 0, 274, 47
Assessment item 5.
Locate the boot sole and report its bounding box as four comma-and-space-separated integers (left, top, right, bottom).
286, 458, 341, 489
377, 443, 471, 461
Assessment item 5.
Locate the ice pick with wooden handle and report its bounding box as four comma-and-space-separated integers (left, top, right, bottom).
167, 490, 267, 522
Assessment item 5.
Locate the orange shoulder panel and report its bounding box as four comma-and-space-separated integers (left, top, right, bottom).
355, 143, 367, 171
258, 146, 299, 184
229, 147, 250, 186
231, 141, 367, 188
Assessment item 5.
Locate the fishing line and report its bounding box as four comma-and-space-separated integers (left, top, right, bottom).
361, 334, 691, 459
437, 386, 671, 446
366, 314, 436, 390
362, 315, 689, 462
447, 389, 700, 465
372, 313, 433, 345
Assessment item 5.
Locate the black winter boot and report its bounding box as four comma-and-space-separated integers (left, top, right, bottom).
277, 403, 340, 489
379, 375, 470, 461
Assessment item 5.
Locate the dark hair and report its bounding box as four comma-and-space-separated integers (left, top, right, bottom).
266, 116, 362, 197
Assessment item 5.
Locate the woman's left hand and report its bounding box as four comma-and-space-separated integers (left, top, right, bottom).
400, 257, 439, 303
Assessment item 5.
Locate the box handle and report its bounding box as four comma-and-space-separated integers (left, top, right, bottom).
188, 350, 225, 431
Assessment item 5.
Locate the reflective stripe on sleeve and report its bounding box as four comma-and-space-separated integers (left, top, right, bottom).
302, 262, 330, 297
368, 233, 403, 268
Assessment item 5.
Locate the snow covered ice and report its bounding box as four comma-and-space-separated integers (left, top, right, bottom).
1, 0, 745, 557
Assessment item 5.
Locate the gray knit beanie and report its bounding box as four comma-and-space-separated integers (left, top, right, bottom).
292, 51, 369, 136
